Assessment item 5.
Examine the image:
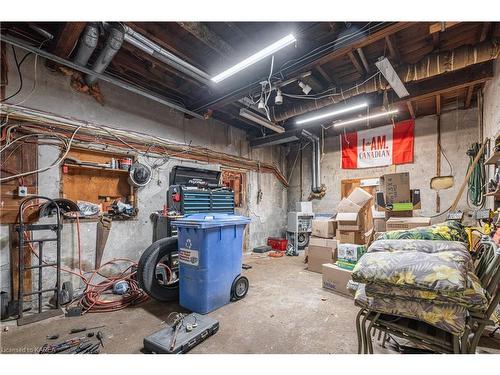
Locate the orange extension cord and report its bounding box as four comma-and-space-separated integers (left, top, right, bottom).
22, 207, 150, 314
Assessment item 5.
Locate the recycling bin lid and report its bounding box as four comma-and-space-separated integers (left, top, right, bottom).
172, 213, 250, 229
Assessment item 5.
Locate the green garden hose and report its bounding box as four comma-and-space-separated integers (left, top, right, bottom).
467, 142, 486, 207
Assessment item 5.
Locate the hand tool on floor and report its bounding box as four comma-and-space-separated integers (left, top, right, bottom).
96, 331, 105, 347
46, 334, 59, 340
70, 325, 105, 334
95, 216, 112, 269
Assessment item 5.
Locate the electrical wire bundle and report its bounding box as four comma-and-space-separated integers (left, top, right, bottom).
20, 205, 150, 314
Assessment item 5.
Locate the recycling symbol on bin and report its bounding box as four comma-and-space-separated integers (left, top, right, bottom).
185, 238, 192, 249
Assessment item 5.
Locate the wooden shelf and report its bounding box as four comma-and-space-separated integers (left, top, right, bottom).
63, 164, 129, 174
485, 152, 500, 165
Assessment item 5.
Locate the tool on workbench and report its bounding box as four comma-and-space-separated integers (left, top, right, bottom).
70, 325, 105, 334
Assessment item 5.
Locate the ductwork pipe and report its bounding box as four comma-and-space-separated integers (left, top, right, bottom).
302, 130, 321, 193
85, 24, 124, 86
121, 25, 211, 84
273, 39, 500, 122
73, 22, 99, 67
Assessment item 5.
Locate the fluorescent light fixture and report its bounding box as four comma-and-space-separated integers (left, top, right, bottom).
240, 108, 285, 133
295, 102, 368, 125
332, 109, 398, 128
211, 34, 296, 83
375, 57, 409, 98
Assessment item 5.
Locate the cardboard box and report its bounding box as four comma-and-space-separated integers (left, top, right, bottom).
308, 245, 337, 273
309, 237, 337, 248
380, 172, 410, 204
296, 201, 313, 213
337, 188, 373, 232
386, 216, 431, 231
336, 229, 373, 245
373, 217, 386, 232
311, 218, 337, 238
338, 243, 366, 263
322, 263, 353, 297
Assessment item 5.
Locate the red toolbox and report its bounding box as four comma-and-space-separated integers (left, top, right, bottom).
267, 237, 288, 252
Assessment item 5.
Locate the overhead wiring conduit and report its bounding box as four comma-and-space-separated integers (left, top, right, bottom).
0, 104, 288, 186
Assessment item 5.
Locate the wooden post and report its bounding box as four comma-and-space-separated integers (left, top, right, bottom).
435, 95, 442, 212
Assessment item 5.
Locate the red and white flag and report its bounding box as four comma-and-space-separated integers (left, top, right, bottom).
340, 120, 414, 169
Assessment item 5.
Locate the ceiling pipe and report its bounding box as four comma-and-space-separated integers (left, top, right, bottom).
1, 34, 204, 119
272, 39, 500, 123
120, 24, 212, 85
85, 24, 124, 86
73, 22, 99, 67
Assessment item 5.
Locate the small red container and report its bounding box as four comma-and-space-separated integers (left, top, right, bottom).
267, 237, 288, 252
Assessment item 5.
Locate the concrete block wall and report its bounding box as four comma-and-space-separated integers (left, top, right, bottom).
0, 48, 287, 298
287, 107, 483, 221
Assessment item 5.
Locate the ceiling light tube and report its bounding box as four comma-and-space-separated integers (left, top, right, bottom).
211, 34, 296, 83
375, 57, 409, 98
240, 108, 285, 133
295, 102, 368, 125
332, 109, 398, 128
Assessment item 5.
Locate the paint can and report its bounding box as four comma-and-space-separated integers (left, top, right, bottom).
118, 158, 132, 171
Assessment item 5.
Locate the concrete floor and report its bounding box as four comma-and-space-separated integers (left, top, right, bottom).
1, 254, 499, 354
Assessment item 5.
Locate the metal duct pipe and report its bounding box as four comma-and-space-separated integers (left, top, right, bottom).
1, 34, 204, 119
121, 25, 211, 84
273, 39, 500, 122
73, 22, 99, 67
85, 24, 124, 86
302, 130, 321, 193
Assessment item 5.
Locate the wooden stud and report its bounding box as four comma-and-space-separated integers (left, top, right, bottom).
177, 22, 234, 57
436, 112, 442, 212
429, 22, 460, 34
479, 22, 491, 42
435, 94, 442, 115
406, 101, 415, 119
385, 35, 400, 63
10, 225, 32, 301
357, 48, 371, 73
348, 51, 365, 75
465, 85, 474, 108
51, 22, 86, 58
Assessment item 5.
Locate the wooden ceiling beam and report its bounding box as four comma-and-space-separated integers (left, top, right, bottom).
357, 48, 371, 73
464, 84, 474, 108
311, 22, 414, 72
51, 22, 86, 58
385, 35, 400, 64
429, 22, 460, 34
406, 101, 415, 118
347, 51, 365, 75
479, 22, 492, 42
177, 22, 234, 57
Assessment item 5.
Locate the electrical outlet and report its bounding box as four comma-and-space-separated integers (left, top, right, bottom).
17, 186, 28, 197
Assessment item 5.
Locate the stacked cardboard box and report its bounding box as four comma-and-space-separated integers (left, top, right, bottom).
335, 243, 366, 270
307, 237, 337, 273
385, 216, 431, 231
306, 216, 337, 273
336, 187, 373, 245
322, 263, 353, 297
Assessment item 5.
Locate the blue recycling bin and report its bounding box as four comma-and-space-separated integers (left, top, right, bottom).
172, 213, 251, 314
